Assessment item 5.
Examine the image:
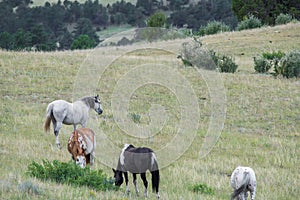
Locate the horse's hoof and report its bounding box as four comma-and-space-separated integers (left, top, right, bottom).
56, 144, 62, 149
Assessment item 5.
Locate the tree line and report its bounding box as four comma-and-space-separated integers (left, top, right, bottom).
0, 0, 298, 51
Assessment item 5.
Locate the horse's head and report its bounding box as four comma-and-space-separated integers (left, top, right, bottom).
94, 95, 103, 115
112, 168, 123, 186
68, 131, 87, 168
75, 155, 86, 168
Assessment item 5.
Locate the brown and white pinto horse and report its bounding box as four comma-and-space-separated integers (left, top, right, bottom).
67, 128, 96, 168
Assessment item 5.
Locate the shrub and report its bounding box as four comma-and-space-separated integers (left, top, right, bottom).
254, 56, 272, 73
26, 160, 116, 191
253, 51, 285, 74
179, 39, 217, 70
71, 34, 95, 50
147, 12, 167, 28
217, 55, 238, 73
191, 183, 214, 195
198, 21, 230, 36
237, 15, 262, 31
275, 13, 293, 25
280, 50, 300, 78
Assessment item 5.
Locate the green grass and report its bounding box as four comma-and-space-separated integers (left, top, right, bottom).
0, 23, 300, 199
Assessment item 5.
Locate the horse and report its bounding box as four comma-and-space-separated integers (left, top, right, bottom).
112, 144, 160, 199
44, 95, 103, 148
230, 166, 257, 200
67, 128, 96, 168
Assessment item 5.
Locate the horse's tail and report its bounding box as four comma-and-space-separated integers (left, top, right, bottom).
44, 103, 53, 132
151, 153, 160, 194
231, 171, 250, 200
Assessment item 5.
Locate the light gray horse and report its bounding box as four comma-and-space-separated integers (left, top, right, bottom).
230, 166, 257, 200
44, 95, 102, 148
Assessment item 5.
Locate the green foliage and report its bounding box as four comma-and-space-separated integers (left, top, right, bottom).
254, 57, 272, 73
275, 13, 293, 25
280, 50, 300, 78
237, 15, 262, 31
197, 21, 230, 36
254, 51, 285, 74
26, 160, 116, 191
217, 55, 239, 73
71, 34, 95, 50
232, 0, 300, 25
191, 183, 214, 195
147, 12, 167, 28
208, 50, 238, 73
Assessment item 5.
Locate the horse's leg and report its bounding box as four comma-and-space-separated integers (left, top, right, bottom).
73, 124, 76, 130
132, 173, 139, 196
54, 121, 63, 148
124, 172, 129, 195
140, 173, 148, 197
250, 189, 256, 200
90, 151, 95, 166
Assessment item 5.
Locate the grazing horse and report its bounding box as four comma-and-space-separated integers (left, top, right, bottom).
113, 144, 160, 199
44, 95, 103, 148
230, 166, 257, 200
67, 128, 96, 168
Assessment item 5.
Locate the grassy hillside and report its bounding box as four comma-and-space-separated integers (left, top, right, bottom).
0, 23, 299, 199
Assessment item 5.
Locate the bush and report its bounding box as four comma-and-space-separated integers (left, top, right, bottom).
254, 56, 272, 73
280, 50, 300, 78
147, 12, 167, 28
179, 39, 217, 70
217, 55, 238, 73
275, 13, 293, 25
237, 15, 262, 31
26, 160, 116, 191
191, 183, 214, 195
253, 51, 285, 74
198, 21, 230, 36
71, 34, 96, 50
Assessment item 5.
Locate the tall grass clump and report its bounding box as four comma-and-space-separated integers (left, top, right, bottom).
237, 15, 262, 31
26, 160, 116, 191
198, 21, 230, 36
275, 13, 293, 25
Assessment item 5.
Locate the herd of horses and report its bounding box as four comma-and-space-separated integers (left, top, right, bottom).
44, 95, 256, 199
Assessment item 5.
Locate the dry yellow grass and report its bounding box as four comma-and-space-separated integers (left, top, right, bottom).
0, 23, 299, 199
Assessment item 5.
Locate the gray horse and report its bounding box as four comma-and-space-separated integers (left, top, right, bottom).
113, 144, 160, 199
230, 166, 257, 200
44, 95, 102, 148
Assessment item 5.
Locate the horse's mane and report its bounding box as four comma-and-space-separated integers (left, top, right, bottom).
80, 96, 95, 107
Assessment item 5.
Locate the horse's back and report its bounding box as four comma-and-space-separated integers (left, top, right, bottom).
231, 166, 256, 189
76, 128, 96, 153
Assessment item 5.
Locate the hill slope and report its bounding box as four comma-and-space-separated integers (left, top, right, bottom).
0, 23, 299, 199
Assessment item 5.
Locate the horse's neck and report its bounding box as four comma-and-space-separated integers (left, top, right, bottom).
79, 97, 94, 109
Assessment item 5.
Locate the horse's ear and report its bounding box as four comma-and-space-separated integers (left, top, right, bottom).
112, 168, 116, 173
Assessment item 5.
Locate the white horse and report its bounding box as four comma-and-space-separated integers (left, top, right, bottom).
44, 95, 103, 148
68, 128, 96, 168
230, 166, 257, 200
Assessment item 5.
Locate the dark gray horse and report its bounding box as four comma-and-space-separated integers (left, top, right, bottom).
113, 144, 160, 199
44, 95, 102, 148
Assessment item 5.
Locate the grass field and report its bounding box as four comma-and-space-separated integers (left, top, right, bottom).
0, 23, 299, 199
